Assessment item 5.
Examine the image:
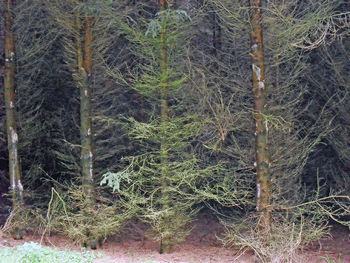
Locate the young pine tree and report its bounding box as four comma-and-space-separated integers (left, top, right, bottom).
101, 1, 210, 253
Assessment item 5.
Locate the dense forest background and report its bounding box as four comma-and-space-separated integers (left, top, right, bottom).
1, 0, 350, 261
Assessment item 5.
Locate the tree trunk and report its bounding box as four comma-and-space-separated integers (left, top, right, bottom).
74, 3, 95, 201
159, 0, 170, 254
248, 0, 271, 232
81, 14, 94, 200
73, 1, 96, 248
159, 1, 169, 127
4, 0, 24, 213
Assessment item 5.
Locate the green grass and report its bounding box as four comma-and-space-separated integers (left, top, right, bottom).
0, 242, 101, 263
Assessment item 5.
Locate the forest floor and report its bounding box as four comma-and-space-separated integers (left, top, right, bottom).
0, 213, 349, 263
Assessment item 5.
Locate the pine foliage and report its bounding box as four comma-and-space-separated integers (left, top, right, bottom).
101, 4, 212, 252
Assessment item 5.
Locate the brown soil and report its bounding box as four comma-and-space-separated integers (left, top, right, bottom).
0, 215, 349, 263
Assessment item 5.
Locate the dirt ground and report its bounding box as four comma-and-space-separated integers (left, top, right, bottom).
0, 215, 349, 263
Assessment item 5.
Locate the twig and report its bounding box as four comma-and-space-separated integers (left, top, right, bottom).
276, 195, 350, 210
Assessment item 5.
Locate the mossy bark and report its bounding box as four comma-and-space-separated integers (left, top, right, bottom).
73, 1, 96, 248
248, 0, 272, 233
4, 0, 24, 212
81, 15, 94, 200
74, 2, 95, 201
4, 0, 24, 240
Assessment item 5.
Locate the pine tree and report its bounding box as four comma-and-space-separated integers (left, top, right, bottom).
44, 0, 130, 247
101, 0, 206, 253
182, 1, 344, 260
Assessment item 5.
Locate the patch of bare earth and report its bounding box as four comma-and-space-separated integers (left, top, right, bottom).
0, 215, 349, 263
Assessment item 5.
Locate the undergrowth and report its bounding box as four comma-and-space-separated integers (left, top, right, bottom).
2, 206, 42, 240
47, 185, 136, 247
223, 214, 329, 263
1, 186, 135, 247
0, 242, 101, 263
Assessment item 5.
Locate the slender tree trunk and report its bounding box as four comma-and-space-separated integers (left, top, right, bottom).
160, 24, 169, 121
4, 0, 24, 214
159, 0, 170, 254
81, 14, 94, 200
74, 2, 95, 201
159, 0, 169, 123
248, 0, 271, 232
73, 1, 96, 248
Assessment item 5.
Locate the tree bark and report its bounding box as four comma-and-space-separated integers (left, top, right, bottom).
248, 0, 272, 232
4, 0, 24, 211
74, 2, 95, 201
81, 14, 94, 200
